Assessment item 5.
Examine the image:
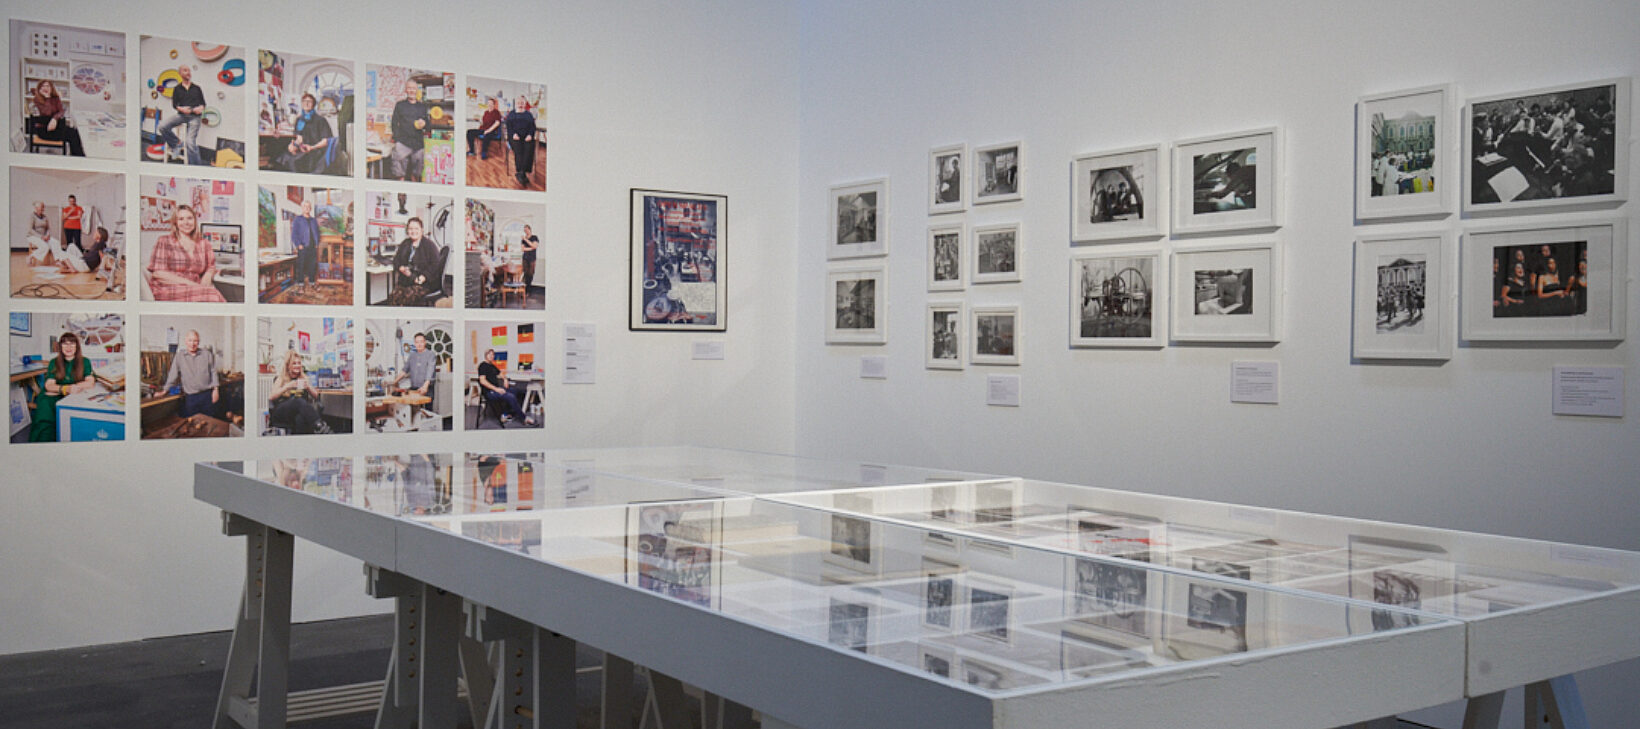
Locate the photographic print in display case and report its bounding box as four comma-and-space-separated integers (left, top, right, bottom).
926, 302, 964, 371
1072, 144, 1165, 242
1464, 77, 1629, 214
1356, 84, 1452, 220
1170, 241, 1282, 343
929, 142, 966, 214
971, 306, 1020, 366
966, 579, 1014, 644
829, 178, 888, 259
824, 492, 881, 574
1173, 128, 1280, 235
1460, 219, 1625, 342
1353, 233, 1452, 360
922, 557, 962, 631
973, 140, 1023, 205
629, 189, 726, 331
927, 222, 964, 291
627, 499, 723, 609
1161, 560, 1264, 661
1070, 248, 1164, 348
828, 596, 874, 653
971, 223, 1021, 284
826, 264, 887, 344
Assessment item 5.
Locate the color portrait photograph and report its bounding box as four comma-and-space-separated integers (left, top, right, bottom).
11, 20, 127, 159
11, 167, 125, 300
139, 36, 247, 167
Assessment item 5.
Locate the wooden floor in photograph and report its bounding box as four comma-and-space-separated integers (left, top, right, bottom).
465, 142, 547, 191
9, 252, 122, 300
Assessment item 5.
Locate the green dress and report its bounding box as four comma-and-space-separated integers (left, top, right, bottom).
29, 357, 94, 443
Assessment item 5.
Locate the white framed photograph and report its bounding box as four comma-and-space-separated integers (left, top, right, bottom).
1072, 144, 1166, 242
1357, 85, 1452, 221
1353, 233, 1452, 360
926, 302, 965, 370
1464, 77, 1630, 215
971, 306, 1020, 366
829, 178, 888, 259
1460, 219, 1626, 342
971, 223, 1021, 284
929, 142, 967, 214
1173, 128, 1280, 235
825, 265, 887, 344
1170, 241, 1282, 343
927, 222, 964, 291
1070, 249, 1165, 348
973, 140, 1023, 205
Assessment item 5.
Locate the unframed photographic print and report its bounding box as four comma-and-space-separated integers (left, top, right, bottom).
12, 167, 125, 300
258, 50, 354, 176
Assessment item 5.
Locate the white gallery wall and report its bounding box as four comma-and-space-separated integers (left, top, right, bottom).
0, 0, 798, 653
794, 0, 1637, 726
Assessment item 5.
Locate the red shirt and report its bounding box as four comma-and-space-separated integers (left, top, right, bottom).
480, 109, 502, 131
62, 205, 83, 230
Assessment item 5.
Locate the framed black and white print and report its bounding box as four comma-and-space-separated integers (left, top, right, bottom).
1173, 128, 1280, 235
929, 142, 967, 214
1357, 85, 1452, 221
1070, 248, 1165, 348
973, 140, 1023, 205
1464, 77, 1630, 215
825, 264, 887, 344
926, 302, 964, 370
1460, 220, 1625, 342
1353, 234, 1452, 360
630, 189, 727, 331
1072, 144, 1166, 242
971, 223, 1021, 284
829, 178, 888, 259
927, 222, 964, 291
1170, 241, 1282, 343
971, 306, 1020, 366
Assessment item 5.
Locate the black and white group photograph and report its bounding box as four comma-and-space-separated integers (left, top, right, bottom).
1492, 240, 1588, 318
973, 224, 1019, 283
1469, 80, 1626, 209
1088, 166, 1143, 223
1193, 268, 1253, 315
1192, 148, 1258, 214
1074, 254, 1155, 340
1376, 254, 1427, 333
973, 141, 1022, 204
1073, 145, 1164, 241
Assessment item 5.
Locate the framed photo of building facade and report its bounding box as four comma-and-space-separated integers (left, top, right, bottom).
829, 178, 887, 259
929, 142, 967, 214
973, 140, 1023, 204
1072, 144, 1165, 242
1463, 77, 1629, 215
629, 189, 726, 331
1460, 220, 1625, 342
927, 222, 964, 291
1170, 241, 1282, 343
1070, 249, 1165, 348
926, 302, 964, 370
971, 306, 1020, 366
971, 222, 1021, 284
1172, 128, 1280, 235
1353, 234, 1452, 360
826, 264, 887, 344
1357, 85, 1452, 220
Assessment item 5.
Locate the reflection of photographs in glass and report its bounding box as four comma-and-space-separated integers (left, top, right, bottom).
830, 513, 872, 566
11, 167, 126, 300
257, 186, 354, 306
1192, 148, 1257, 213
1193, 268, 1253, 315
1491, 240, 1588, 319
828, 598, 870, 652
460, 518, 542, 555
968, 584, 1011, 643
12, 20, 127, 160
922, 558, 958, 629
960, 659, 1005, 690
1073, 556, 1149, 637
1372, 570, 1424, 630
929, 485, 957, 521
1074, 254, 1155, 339
140, 315, 247, 439
1185, 558, 1250, 652
140, 36, 247, 167
972, 224, 1019, 282
632, 501, 718, 608
1375, 254, 1427, 333
8, 312, 126, 444
973, 141, 1022, 204
1467, 79, 1627, 210
926, 304, 963, 370
258, 50, 354, 176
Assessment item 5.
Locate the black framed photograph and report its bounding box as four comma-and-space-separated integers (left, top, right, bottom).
629, 189, 726, 331
1464, 77, 1629, 214
1460, 219, 1625, 342
1172, 128, 1280, 235
1072, 144, 1165, 242
973, 140, 1023, 205
1357, 85, 1452, 220
927, 222, 964, 291
825, 264, 886, 344
1353, 233, 1452, 360
829, 178, 887, 259
1070, 248, 1164, 348
929, 142, 966, 214
926, 302, 964, 370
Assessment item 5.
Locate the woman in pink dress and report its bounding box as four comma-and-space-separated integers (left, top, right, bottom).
147, 205, 226, 302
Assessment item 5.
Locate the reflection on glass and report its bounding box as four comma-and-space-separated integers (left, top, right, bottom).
258, 456, 354, 500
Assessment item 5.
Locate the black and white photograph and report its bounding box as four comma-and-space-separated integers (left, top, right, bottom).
1171, 242, 1281, 343
971, 306, 1019, 366
919, 648, 953, 678
1073, 145, 1165, 241
1192, 268, 1253, 316
1072, 556, 1150, 637
927, 223, 963, 291
825, 265, 887, 344
1070, 250, 1162, 347
1465, 78, 1629, 214
929, 143, 966, 214
973, 140, 1022, 204
827, 598, 871, 652
1354, 235, 1451, 360
1460, 221, 1624, 342
829, 178, 888, 259
967, 584, 1011, 643
1358, 85, 1450, 220
972, 223, 1020, 284
960, 659, 1005, 690
1371, 570, 1424, 631
1376, 255, 1427, 333
1183, 558, 1251, 654
922, 558, 959, 630
926, 303, 964, 370
1173, 128, 1279, 234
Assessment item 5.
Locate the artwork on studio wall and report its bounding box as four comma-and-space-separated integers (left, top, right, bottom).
1355, 85, 1451, 221
11, 166, 126, 300
258, 49, 354, 176
139, 35, 247, 167
1072, 144, 1166, 242
10, 20, 127, 160
1172, 128, 1280, 235
629, 189, 726, 331
829, 178, 888, 259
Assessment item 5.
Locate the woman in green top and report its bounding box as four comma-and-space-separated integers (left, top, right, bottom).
30, 331, 96, 442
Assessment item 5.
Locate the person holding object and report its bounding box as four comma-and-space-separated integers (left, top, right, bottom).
505, 96, 538, 187
157, 65, 207, 164
268, 350, 328, 435
467, 97, 503, 159
290, 200, 321, 292
148, 205, 225, 302
478, 349, 534, 426
27, 80, 85, 156
29, 331, 97, 442
388, 80, 429, 181
403, 332, 438, 402
164, 329, 219, 419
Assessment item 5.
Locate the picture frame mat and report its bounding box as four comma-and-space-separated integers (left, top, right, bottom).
1459, 219, 1625, 342
1356, 84, 1454, 221
1170, 241, 1282, 343
1172, 127, 1280, 235
1069, 247, 1166, 348
1352, 233, 1452, 360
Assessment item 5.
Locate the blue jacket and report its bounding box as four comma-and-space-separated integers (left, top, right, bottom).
291, 215, 320, 252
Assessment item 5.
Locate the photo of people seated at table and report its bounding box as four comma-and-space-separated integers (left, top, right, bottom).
1471, 83, 1619, 205
1491, 241, 1590, 319
258, 186, 353, 305
139, 36, 246, 167
11, 20, 127, 159
465, 321, 543, 430
365, 192, 454, 307
8, 312, 126, 444
365, 319, 453, 433
466, 76, 546, 191
365, 65, 455, 184
258, 50, 352, 176
259, 316, 353, 436
465, 198, 543, 309
138, 315, 245, 440
11, 167, 125, 300
140, 175, 245, 303
364, 453, 453, 516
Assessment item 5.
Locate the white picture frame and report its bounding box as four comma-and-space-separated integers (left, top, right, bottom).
828, 178, 888, 259
927, 222, 965, 291
1353, 233, 1453, 360
972, 140, 1023, 205
929, 142, 967, 214
1070, 248, 1166, 348
1356, 84, 1453, 221
825, 265, 887, 345
971, 305, 1020, 366
1071, 144, 1166, 242
971, 222, 1021, 284
1460, 219, 1626, 342
1170, 241, 1283, 343
926, 302, 965, 370
1463, 77, 1630, 215
1172, 127, 1280, 235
